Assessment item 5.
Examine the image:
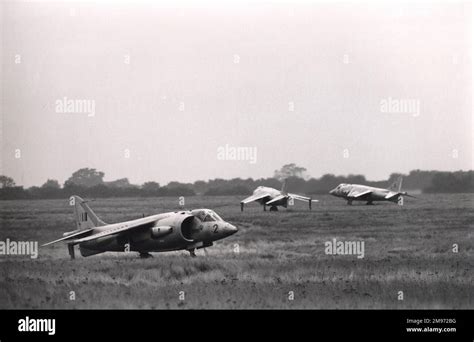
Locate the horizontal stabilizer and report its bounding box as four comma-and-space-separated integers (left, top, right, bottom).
42, 228, 94, 246
71, 219, 157, 245
385, 192, 399, 199
265, 195, 286, 205
289, 193, 319, 202
348, 190, 372, 198
241, 193, 270, 204
386, 192, 417, 199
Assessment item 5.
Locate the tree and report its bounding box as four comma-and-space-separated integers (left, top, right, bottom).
105, 178, 134, 188
285, 176, 308, 193
193, 180, 208, 195
0, 175, 16, 188
64, 168, 104, 188
142, 181, 160, 191
41, 179, 60, 189
36, 180, 62, 199
274, 163, 308, 180
167, 181, 193, 189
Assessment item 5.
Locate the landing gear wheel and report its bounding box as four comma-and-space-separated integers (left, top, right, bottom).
139, 252, 153, 258
68, 244, 75, 260
366, 201, 374, 205
189, 249, 196, 257
347, 200, 353, 205
269, 206, 278, 212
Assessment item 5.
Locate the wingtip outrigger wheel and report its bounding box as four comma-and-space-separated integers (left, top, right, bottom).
68, 243, 75, 260
240, 202, 244, 212
263, 204, 267, 211
309, 198, 312, 210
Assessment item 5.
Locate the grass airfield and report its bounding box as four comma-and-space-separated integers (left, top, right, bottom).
0, 194, 472, 309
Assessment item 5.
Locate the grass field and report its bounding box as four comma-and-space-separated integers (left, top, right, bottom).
0, 194, 473, 309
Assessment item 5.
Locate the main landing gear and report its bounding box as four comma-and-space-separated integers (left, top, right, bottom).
188, 249, 196, 257
68, 244, 75, 260
139, 252, 153, 258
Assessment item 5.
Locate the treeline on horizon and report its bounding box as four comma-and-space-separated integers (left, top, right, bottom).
0, 165, 472, 200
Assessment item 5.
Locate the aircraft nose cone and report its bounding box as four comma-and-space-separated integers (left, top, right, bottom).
227, 223, 238, 235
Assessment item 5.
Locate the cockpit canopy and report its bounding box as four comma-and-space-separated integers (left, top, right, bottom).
191, 209, 224, 222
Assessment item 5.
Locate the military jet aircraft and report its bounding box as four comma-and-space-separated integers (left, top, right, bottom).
240, 180, 318, 211
329, 176, 415, 205
43, 196, 238, 259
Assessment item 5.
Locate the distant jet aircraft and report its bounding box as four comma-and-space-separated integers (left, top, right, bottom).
329, 176, 415, 206
240, 180, 318, 211
43, 196, 238, 259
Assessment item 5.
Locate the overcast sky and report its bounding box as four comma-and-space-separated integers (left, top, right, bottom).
1, 0, 472, 187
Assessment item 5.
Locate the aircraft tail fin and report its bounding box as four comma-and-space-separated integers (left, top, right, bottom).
280, 179, 288, 195
70, 195, 107, 230
389, 176, 403, 192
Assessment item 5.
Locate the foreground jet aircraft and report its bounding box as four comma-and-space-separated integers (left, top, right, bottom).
240, 180, 318, 211
329, 176, 415, 206
43, 196, 238, 259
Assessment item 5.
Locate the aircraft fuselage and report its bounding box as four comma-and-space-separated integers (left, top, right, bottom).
78, 209, 237, 257
329, 184, 400, 203
252, 186, 288, 207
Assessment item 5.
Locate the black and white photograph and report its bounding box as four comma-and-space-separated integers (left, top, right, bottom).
0, 0, 472, 339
